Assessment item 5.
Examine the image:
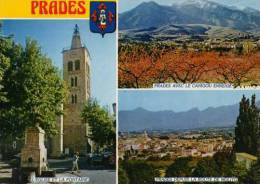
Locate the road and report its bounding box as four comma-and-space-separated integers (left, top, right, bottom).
0, 159, 116, 184
56, 170, 116, 184
49, 158, 116, 184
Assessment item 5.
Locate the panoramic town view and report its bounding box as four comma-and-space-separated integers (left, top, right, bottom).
118, 90, 260, 184
118, 0, 260, 88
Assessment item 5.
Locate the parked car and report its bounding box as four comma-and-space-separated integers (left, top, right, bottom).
90, 154, 103, 165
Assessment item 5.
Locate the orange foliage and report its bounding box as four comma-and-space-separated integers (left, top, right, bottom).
215, 53, 260, 87
119, 44, 260, 88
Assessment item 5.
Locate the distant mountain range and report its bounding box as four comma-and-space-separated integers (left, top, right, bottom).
119, 101, 260, 132
119, 0, 260, 32
119, 24, 247, 41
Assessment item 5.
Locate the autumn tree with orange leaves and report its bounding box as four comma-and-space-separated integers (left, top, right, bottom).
118, 43, 260, 88
118, 44, 164, 88
215, 53, 260, 87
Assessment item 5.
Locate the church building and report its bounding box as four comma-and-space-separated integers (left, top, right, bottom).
51, 24, 92, 157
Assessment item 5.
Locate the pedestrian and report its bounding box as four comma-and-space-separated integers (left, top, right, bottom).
71, 152, 80, 173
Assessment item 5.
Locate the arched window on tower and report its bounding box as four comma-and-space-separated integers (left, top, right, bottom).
71, 95, 74, 104
75, 94, 77, 104
68, 61, 73, 71
86, 64, 90, 74
75, 60, 80, 70
75, 77, 78, 87
71, 77, 74, 87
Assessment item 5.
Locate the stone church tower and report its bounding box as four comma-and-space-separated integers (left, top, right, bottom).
61, 24, 92, 155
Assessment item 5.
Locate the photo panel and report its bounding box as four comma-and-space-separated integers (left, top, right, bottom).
118, 90, 260, 183
0, 19, 116, 183
118, 0, 260, 89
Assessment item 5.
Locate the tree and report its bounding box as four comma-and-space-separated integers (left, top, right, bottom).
123, 160, 159, 184
231, 162, 248, 183
246, 159, 260, 184
118, 168, 129, 184
213, 149, 234, 176
193, 157, 219, 177
118, 43, 163, 88
234, 95, 260, 155
81, 99, 115, 151
118, 43, 260, 88
165, 50, 216, 83
166, 157, 193, 177
0, 37, 12, 103
215, 53, 260, 87
0, 38, 67, 138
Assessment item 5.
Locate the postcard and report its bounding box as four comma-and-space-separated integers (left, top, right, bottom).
0, 1, 116, 183
118, 0, 260, 89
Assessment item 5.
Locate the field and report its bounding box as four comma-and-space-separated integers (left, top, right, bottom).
119, 42, 260, 88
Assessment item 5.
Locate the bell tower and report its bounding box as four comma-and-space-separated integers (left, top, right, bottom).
62, 24, 92, 154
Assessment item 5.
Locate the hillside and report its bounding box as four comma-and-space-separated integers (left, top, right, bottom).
119, 24, 248, 41
119, 101, 260, 132
119, 1, 260, 32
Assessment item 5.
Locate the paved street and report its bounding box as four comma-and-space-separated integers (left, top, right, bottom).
49, 158, 116, 184
56, 170, 116, 184
0, 159, 116, 184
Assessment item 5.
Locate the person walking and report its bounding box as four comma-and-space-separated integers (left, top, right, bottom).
71, 152, 80, 173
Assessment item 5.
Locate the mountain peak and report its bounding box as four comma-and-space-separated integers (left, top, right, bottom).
188, 107, 200, 112
172, 0, 209, 7
243, 7, 260, 14
120, 0, 260, 31
137, 1, 160, 8
119, 103, 239, 132
178, 0, 221, 9
133, 107, 148, 111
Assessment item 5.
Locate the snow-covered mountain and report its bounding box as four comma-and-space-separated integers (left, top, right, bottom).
119, 0, 260, 31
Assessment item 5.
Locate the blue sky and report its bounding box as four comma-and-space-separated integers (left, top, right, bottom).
3, 20, 116, 109
119, 90, 260, 112
119, 0, 260, 13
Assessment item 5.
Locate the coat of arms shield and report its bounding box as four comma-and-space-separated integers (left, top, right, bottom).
90, 1, 116, 37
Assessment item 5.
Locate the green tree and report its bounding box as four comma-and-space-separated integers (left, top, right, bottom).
213, 149, 234, 176
234, 95, 260, 155
0, 38, 67, 138
231, 162, 248, 184
166, 157, 193, 177
81, 99, 115, 151
193, 157, 219, 176
123, 160, 159, 184
246, 159, 260, 184
118, 167, 129, 184
0, 37, 12, 103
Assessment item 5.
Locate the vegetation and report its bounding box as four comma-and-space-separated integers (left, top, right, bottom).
0, 37, 67, 160
120, 160, 160, 184
119, 42, 260, 88
120, 150, 250, 184
166, 157, 193, 177
0, 37, 67, 139
234, 95, 260, 155
246, 159, 260, 184
231, 162, 248, 183
119, 95, 260, 183
81, 99, 116, 152
118, 167, 129, 184
0, 38, 11, 103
